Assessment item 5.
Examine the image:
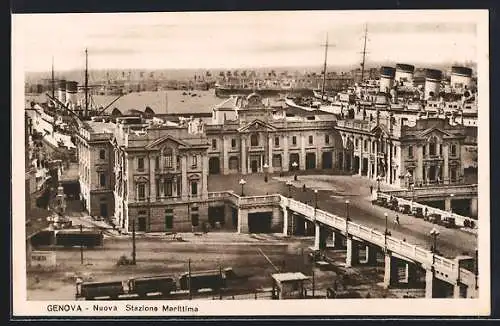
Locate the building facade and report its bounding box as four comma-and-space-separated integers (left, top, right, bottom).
336, 117, 467, 188
205, 93, 344, 175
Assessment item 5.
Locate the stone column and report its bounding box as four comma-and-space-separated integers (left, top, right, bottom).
443, 144, 449, 184
268, 136, 274, 174
202, 155, 209, 199
283, 135, 289, 172
237, 209, 248, 233
224, 205, 233, 228
425, 268, 435, 298
470, 197, 478, 217
282, 206, 289, 236
383, 251, 393, 289
149, 156, 156, 201
445, 198, 452, 212
181, 155, 188, 199
358, 155, 363, 176
313, 223, 321, 251
425, 166, 430, 185
223, 137, 230, 174
241, 137, 247, 174
300, 134, 306, 170
453, 283, 463, 298
417, 145, 424, 184
345, 236, 359, 267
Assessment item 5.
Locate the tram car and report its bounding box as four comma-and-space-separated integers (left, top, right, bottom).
76, 280, 127, 300
127, 275, 177, 297
55, 229, 104, 248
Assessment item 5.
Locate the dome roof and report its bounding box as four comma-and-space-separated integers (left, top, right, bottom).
111, 108, 122, 116
144, 106, 155, 116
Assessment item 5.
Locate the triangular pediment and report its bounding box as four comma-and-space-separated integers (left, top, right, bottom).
238, 119, 277, 133
370, 125, 390, 138
417, 127, 452, 139
146, 135, 190, 150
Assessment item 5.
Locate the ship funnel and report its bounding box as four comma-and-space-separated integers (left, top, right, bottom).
66, 81, 78, 108
451, 66, 473, 93
395, 63, 415, 85
424, 69, 442, 100
58, 79, 67, 104
379, 66, 395, 93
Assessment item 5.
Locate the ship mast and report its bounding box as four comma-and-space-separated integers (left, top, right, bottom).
51, 56, 55, 101
84, 48, 89, 117
321, 33, 329, 98
360, 24, 368, 84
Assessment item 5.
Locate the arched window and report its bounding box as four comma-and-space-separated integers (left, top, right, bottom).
250, 134, 259, 146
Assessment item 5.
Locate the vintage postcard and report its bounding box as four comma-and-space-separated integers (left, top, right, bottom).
11, 10, 490, 317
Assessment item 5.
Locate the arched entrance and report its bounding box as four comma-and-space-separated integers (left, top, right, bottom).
208, 157, 220, 174
306, 153, 316, 170
322, 151, 333, 169
353, 156, 360, 173
362, 157, 369, 176
289, 153, 300, 170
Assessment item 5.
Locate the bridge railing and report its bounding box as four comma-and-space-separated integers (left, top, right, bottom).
280, 195, 477, 288
376, 192, 476, 228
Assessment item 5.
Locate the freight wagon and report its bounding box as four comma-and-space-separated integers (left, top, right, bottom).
76, 280, 127, 300
127, 275, 177, 297
179, 270, 226, 292
55, 229, 103, 248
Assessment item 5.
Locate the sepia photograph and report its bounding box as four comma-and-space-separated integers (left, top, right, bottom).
11, 9, 490, 316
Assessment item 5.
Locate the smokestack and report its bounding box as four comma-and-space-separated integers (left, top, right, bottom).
424, 69, 442, 100
66, 81, 78, 109
395, 63, 415, 85
58, 79, 67, 104
451, 66, 473, 92
379, 66, 396, 93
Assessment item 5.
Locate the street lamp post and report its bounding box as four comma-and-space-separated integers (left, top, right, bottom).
405, 171, 412, 189
286, 180, 293, 198
239, 178, 247, 197
263, 163, 269, 182
345, 199, 350, 238
314, 189, 318, 210
384, 212, 388, 250
292, 161, 298, 181
376, 175, 381, 192
430, 227, 440, 255
449, 193, 455, 215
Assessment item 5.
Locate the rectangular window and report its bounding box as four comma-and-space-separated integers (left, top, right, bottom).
138, 157, 144, 171
439, 144, 443, 156
138, 184, 145, 200
99, 173, 106, 187
423, 145, 426, 156
191, 182, 198, 196
272, 154, 282, 168
165, 181, 173, 197
451, 144, 457, 156
212, 139, 217, 149
176, 178, 181, 197
192, 155, 198, 167
231, 139, 236, 148
408, 146, 413, 158
364, 140, 368, 151
274, 137, 280, 147
308, 135, 313, 145
355, 139, 359, 148
99, 149, 106, 160
176, 156, 180, 169
325, 135, 330, 144
292, 136, 297, 146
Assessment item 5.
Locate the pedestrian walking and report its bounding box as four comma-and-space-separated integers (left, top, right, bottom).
394, 214, 400, 225
369, 185, 373, 194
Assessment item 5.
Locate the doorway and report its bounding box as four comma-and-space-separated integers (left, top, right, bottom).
322, 151, 333, 169
306, 153, 316, 170
138, 217, 147, 232
209, 157, 221, 174
100, 203, 108, 217
251, 160, 258, 173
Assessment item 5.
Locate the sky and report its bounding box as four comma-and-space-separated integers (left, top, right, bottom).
13, 10, 481, 72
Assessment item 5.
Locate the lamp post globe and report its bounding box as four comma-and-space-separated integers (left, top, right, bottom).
239, 178, 247, 196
